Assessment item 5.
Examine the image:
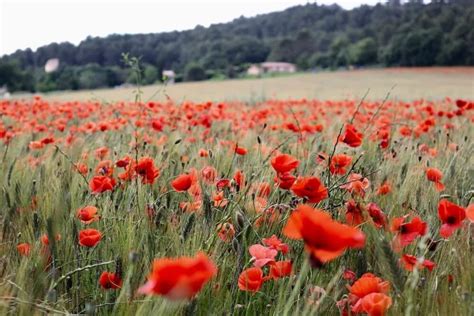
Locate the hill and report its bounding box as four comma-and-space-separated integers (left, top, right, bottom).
1, 1, 473, 92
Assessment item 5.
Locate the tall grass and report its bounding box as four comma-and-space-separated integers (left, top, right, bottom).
0, 92, 472, 315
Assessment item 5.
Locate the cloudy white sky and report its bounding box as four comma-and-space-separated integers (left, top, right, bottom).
0, 0, 381, 55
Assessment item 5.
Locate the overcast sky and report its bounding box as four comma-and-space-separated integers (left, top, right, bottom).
0, 0, 382, 55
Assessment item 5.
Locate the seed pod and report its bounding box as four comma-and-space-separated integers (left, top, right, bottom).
181, 213, 195, 242
234, 210, 245, 233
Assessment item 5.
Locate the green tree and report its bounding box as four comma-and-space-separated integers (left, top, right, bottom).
184, 63, 206, 81
349, 37, 378, 65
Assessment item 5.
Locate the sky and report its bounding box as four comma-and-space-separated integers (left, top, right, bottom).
0, 0, 381, 56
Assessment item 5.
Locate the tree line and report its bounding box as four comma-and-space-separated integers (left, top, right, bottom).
1, 1, 473, 92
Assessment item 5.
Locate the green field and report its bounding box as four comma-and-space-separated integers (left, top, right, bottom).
29, 67, 474, 102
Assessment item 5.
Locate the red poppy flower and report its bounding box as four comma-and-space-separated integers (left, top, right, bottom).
77, 206, 99, 224
274, 172, 296, 190
466, 204, 474, 223
99, 271, 123, 289
391, 216, 427, 250
75, 162, 89, 175
78, 229, 102, 247
376, 182, 391, 195
216, 178, 231, 191
269, 261, 293, 279
360, 293, 392, 316
438, 199, 466, 238
291, 176, 328, 204
234, 145, 248, 155
283, 204, 365, 264
262, 235, 289, 254
400, 254, 436, 272
340, 173, 370, 197
345, 199, 364, 226
330, 154, 352, 175
95, 147, 109, 160
254, 182, 271, 198
340, 124, 363, 147
217, 223, 235, 242
89, 175, 116, 194
238, 267, 264, 292
201, 166, 217, 184
233, 169, 245, 189
135, 157, 160, 184
172, 174, 193, 192
17, 243, 31, 256
40, 234, 61, 246
95, 160, 114, 177
343, 269, 356, 282
138, 252, 217, 300
271, 153, 299, 173
116, 156, 132, 168
426, 167, 445, 191
367, 203, 387, 229
249, 244, 278, 268
348, 273, 390, 314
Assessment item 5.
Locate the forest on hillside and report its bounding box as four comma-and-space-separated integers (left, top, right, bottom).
1, 1, 473, 92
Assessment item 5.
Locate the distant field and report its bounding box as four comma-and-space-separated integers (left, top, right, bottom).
22, 67, 474, 102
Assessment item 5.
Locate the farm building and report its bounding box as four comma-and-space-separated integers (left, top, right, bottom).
162, 70, 176, 84
247, 62, 296, 76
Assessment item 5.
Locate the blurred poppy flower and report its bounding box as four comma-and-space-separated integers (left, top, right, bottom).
135, 157, 160, 184
269, 261, 293, 279
17, 243, 31, 256
249, 244, 277, 267
75, 162, 89, 175
99, 271, 122, 289
426, 167, 445, 191
340, 124, 363, 147
262, 235, 289, 254
233, 169, 245, 190
348, 273, 390, 314
330, 154, 352, 175
116, 156, 132, 168
95, 147, 109, 160
291, 176, 328, 203
95, 160, 114, 177
238, 267, 264, 292
438, 199, 466, 238
274, 171, 296, 190
77, 206, 99, 224
138, 252, 217, 300
360, 292, 392, 316
345, 199, 364, 226
40, 234, 61, 246
235, 145, 248, 155
201, 166, 217, 184
271, 153, 299, 173
376, 182, 391, 195
340, 173, 370, 197
367, 203, 387, 229
172, 174, 193, 192
78, 229, 102, 247
217, 222, 235, 242
89, 175, 116, 194
283, 204, 365, 264
400, 254, 435, 272
466, 204, 474, 223
391, 215, 427, 250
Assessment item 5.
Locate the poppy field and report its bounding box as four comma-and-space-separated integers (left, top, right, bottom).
0, 95, 473, 315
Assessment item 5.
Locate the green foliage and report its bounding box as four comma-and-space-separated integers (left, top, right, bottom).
184, 63, 207, 81
349, 37, 378, 65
